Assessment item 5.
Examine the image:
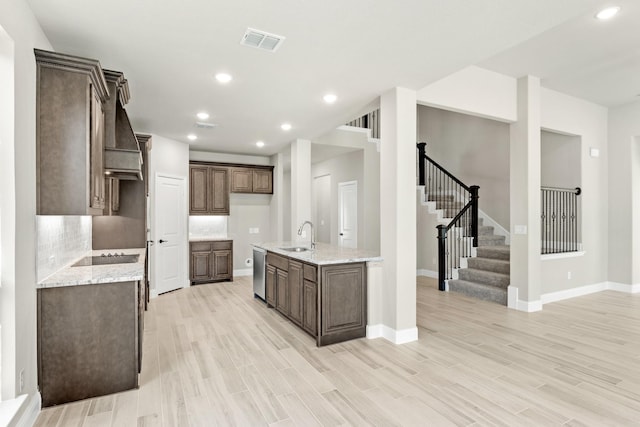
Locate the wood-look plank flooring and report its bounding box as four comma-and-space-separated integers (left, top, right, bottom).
35, 276, 640, 426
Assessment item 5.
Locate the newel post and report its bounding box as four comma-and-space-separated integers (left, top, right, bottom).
437, 224, 447, 291
470, 185, 480, 247
417, 142, 427, 186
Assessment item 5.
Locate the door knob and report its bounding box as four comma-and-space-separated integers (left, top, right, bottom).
339, 233, 344, 236
159, 239, 168, 243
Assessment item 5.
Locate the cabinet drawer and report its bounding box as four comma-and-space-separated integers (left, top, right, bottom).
190, 242, 211, 252
211, 240, 232, 250
267, 252, 288, 271
303, 263, 317, 282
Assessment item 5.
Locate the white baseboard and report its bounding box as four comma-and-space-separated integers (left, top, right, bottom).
416, 269, 437, 278
233, 268, 252, 277
607, 282, 640, 293
10, 392, 40, 427
541, 282, 607, 304
367, 324, 418, 344
507, 286, 542, 312
150, 290, 158, 299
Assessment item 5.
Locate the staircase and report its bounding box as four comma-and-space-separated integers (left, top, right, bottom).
418, 142, 510, 306
449, 219, 510, 305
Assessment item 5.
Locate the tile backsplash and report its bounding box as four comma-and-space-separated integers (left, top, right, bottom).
37, 216, 92, 282
189, 215, 228, 238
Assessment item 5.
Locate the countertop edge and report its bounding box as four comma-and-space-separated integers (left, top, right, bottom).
251, 242, 383, 266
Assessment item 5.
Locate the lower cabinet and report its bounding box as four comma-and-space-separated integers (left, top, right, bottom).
265, 251, 365, 346
37, 280, 142, 407
189, 240, 233, 284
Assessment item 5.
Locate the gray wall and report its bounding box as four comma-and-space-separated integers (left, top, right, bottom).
541, 130, 581, 188
311, 149, 365, 247
417, 105, 510, 228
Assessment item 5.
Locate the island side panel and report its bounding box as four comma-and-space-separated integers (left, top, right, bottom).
319, 262, 367, 346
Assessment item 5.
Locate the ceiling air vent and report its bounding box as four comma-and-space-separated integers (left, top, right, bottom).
195, 122, 217, 129
240, 28, 285, 52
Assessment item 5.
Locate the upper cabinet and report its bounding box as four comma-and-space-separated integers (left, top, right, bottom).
36, 49, 109, 215
189, 164, 230, 215
230, 166, 274, 194
189, 162, 274, 215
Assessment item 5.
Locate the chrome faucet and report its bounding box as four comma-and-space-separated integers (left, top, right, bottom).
297, 221, 315, 249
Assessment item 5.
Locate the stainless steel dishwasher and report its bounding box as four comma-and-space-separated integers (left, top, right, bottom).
253, 247, 266, 301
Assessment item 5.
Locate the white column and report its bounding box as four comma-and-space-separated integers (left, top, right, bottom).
377, 87, 417, 343
291, 139, 311, 242
509, 76, 542, 311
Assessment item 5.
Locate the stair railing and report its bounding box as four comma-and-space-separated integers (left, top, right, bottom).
417, 142, 479, 291
541, 186, 581, 254
345, 109, 380, 139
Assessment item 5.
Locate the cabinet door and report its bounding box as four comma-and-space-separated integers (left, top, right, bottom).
253, 169, 273, 194
210, 167, 230, 215
230, 168, 253, 193
212, 250, 232, 280
266, 265, 277, 307
303, 279, 317, 335
190, 251, 212, 281
189, 165, 209, 214
89, 87, 105, 211
276, 270, 289, 315
288, 261, 303, 325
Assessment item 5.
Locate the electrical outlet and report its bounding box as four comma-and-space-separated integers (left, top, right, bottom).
48, 255, 55, 266
249, 227, 259, 234
567, 271, 572, 280
432, 257, 436, 265
19, 369, 24, 393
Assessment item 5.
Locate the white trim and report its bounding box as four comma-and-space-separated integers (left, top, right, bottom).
337, 125, 381, 151
366, 324, 418, 344
233, 268, 252, 277
541, 251, 586, 261
607, 282, 640, 293
150, 290, 159, 299
13, 392, 40, 427
416, 269, 437, 278
541, 282, 607, 304
507, 285, 542, 312
0, 392, 40, 427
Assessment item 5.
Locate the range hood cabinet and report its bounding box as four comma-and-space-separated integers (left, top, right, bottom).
103, 70, 143, 180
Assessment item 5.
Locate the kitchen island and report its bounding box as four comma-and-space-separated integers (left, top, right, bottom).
37, 248, 145, 407
252, 242, 381, 346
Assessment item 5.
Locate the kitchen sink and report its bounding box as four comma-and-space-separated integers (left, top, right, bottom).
280, 247, 310, 252
72, 254, 140, 267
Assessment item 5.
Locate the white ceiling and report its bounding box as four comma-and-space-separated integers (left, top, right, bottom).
26, 0, 605, 155
480, 0, 640, 107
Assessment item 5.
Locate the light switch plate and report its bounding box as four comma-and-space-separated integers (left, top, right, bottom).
514, 225, 527, 235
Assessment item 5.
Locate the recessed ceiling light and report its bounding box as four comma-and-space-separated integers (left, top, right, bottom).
256, 141, 265, 148
281, 123, 292, 131
595, 6, 620, 20
196, 112, 210, 120
215, 73, 232, 84
187, 134, 197, 141
323, 94, 337, 104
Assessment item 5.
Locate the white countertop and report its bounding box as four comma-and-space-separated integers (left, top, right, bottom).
189, 236, 232, 242
37, 248, 146, 289
252, 242, 382, 265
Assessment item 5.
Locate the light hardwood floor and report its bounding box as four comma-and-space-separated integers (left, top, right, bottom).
35, 276, 640, 426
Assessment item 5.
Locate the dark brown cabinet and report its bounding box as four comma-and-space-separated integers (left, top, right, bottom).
35, 49, 109, 215
230, 167, 273, 194
189, 164, 230, 215
38, 280, 142, 407
265, 251, 366, 346
189, 240, 233, 284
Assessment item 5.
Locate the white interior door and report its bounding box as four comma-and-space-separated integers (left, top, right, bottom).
338, 181, 357, 248
155, 175, 186, 294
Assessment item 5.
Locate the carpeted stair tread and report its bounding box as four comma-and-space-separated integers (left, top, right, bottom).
476, 245, 510, 261
478, 235, 506, 246
448, 279, 507, 305
478, 225, 494, 236
457, 268, 509, 288
467, 257, 510, 275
